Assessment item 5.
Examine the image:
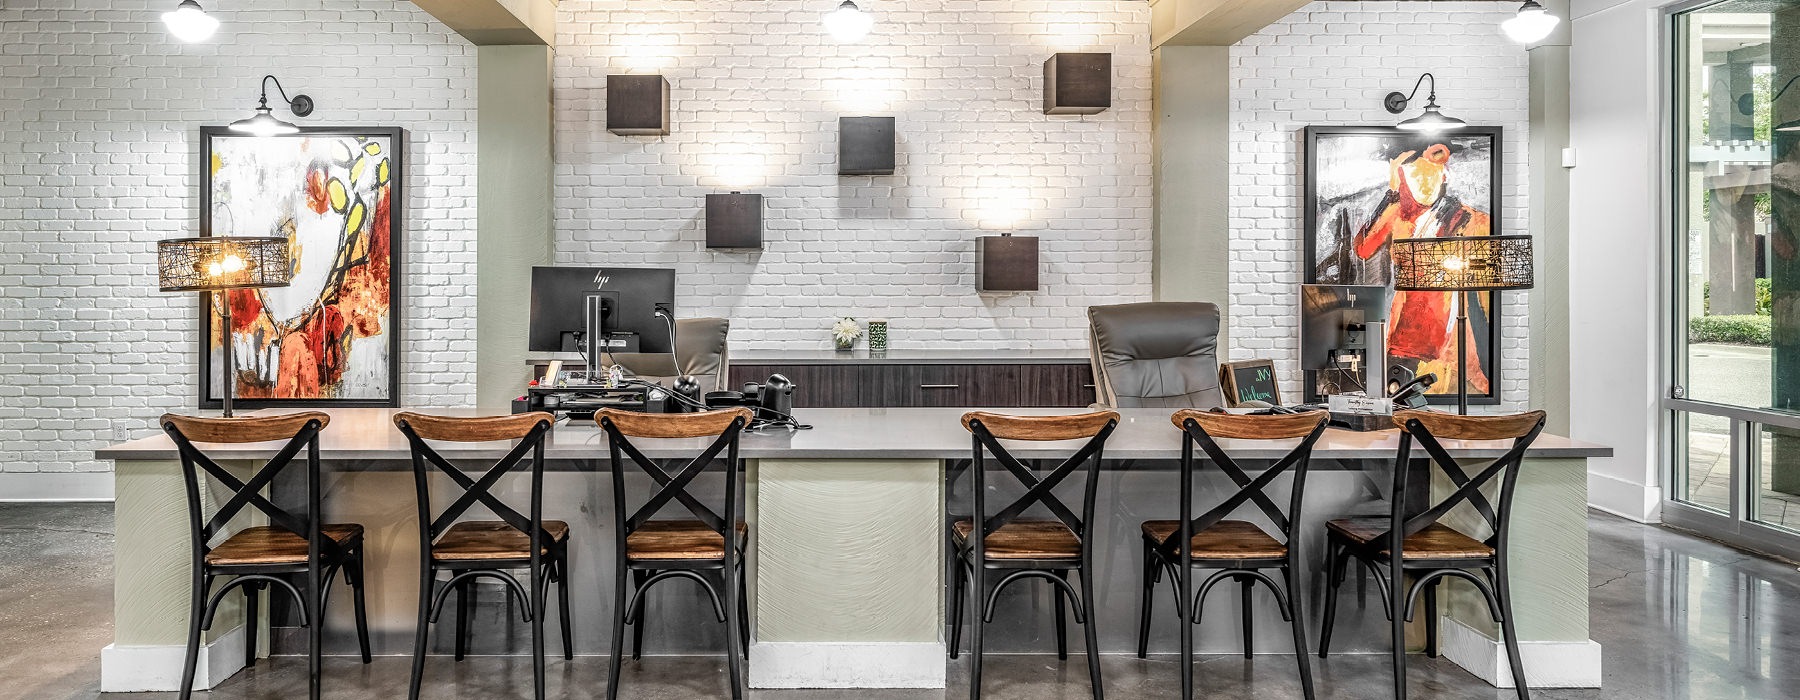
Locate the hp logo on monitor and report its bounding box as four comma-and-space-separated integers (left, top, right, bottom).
592, 271, 609, 287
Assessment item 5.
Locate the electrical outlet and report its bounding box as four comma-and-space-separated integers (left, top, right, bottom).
112, 425, 131, 443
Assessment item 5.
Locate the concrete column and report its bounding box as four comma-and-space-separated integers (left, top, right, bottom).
475, 45, 555, 410
1528, 1, 1572, 435
1706, 47, 1760, 315
1151, 45, 1231, 348
1769, 7, 1800, 491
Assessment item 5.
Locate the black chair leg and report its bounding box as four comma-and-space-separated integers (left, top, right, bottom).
1177, 564, 1193, 700
1079, 565, 1104, 700
178, 572, 208, 700
1496, 568, 1532, 700
1284, 567, 1317, 700
531, 568, 547, 700
1054, 570, 1070, 661
558, 559, 575, 661
631, 569, 648, 660
1318, 544, 1345, 659
948, 559, 966, 659
724, 566, 744, 700
737, 562, 751, 657
244, 582, 259, 669
1389, 565, 1408, 700
1424, 580, 1440, 658
454, 580, 472, 662
308, 565, 324, 700
1239, 575, 1255, 659
607, 564, 628, 700
408, 571, 432, 700
349, 556, 373, 664
1136, 541, 1156, 659
969, 565, 985, 700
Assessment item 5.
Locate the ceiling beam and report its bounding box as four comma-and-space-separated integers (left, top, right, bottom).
1148, 0, 1316, 47
412, 0, 557, 46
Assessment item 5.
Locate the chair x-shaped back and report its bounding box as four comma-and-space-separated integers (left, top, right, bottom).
165, 414, 339, 563
396, 417, 556, 551
1378, 411, 1548, 555
967, 418, 1116, 544
600, 412, 749, 545
1161, 411, 1329, 562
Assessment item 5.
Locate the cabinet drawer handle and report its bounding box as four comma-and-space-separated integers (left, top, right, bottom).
919, 384, 960, 390
1081, 384, 1095, 389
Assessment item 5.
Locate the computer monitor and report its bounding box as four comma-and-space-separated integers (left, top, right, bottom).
1300, 284, 1391, 401
528, 267, 677, 371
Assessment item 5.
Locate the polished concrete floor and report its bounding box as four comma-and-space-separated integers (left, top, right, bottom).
3, 503, 1797, 699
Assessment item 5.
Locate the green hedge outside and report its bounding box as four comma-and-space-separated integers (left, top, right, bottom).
1690, 315, 1773, 345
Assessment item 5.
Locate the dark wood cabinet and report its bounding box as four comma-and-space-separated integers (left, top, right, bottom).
730, 360, 1090, 409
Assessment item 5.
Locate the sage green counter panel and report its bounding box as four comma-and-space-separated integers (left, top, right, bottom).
1439, 457, 1590, 642
114, 460, 249, 647
753, 459, 943, 643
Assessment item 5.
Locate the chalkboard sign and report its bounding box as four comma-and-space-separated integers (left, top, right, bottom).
1219, 360, 1280, 408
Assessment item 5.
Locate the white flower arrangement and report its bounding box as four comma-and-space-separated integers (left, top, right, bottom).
831, 317, 863, 345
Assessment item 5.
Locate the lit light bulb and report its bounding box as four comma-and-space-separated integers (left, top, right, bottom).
206, 261, 223, 277
823, 0, 873, 43
1442, 255, 1468, 272
1501, 1, 1560, 44
220, 254, 245, 273
162, 0, 220, 43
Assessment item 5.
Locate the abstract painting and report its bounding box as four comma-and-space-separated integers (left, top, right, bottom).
198, 126, 402, 408
1302, 126, 1503, 404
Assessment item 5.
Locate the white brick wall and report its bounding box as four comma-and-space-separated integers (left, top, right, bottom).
1229, 1, 1533, 409
552, 0, 1155, 350
0, 0, 477, 479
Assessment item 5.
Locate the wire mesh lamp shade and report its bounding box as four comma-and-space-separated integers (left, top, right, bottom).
157, 237, 292, 292
1391, 235, 1534, 292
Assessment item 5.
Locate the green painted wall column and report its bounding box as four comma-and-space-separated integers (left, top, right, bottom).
1152, 46, 1232, 348
476, 45, 555, 410
1528, 3, 1572, 436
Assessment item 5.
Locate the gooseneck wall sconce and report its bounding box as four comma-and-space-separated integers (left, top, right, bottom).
1501, 0, 1561, 44
824, 0, 874, 42
1385, 73, 1467, 133
229, 75, 314, 137
163, 0, 219, 42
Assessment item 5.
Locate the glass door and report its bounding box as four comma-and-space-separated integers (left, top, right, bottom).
1666, 0, 1800, 559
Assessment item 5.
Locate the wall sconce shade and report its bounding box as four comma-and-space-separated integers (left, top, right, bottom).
163, 0, 219, 42
1501, 0, 1560, 44
1043, 53, 1111, 115
823, 0, 874, 43
1392, 235, 1534, 292
977, 235, 1039, 292
839, 117, 895, 175
706, 192, 763, 249
608, 74, 671, 136
157, 236, 292, 292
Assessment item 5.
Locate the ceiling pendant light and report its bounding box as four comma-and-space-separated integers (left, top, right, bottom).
823, 0, 874, 43
162, 0, 220, 43
228, 75, 313, 137
1501, 0, 1560, 44
1386, 73, 1468, 134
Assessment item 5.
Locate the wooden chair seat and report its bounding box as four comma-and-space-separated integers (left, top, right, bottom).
1139, 519, 1287, 560
431, 520, 571, 562
205, 523, 364, 566
952, 518, 1082, 560
1326, 518, 1494, 560
626, 520, 748, 562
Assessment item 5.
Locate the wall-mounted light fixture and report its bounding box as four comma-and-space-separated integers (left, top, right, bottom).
1501, 1, 1560, 44
228, 75, 313, 137
1385, 73, 1466, 133
607, 74, 672, 135
706, 192, 763, 249
163, 0, 219, 42
824, 0, 874, 43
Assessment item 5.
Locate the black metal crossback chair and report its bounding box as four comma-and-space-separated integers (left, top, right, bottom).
950, 410, 1120, 700
393, 412, 572, 700
1317, 409, 1548, 700
596, 407, 755, 700
1137, 409, 1329, 700
161, 412, 371, 700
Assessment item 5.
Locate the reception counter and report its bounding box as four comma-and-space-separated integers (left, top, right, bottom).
96, 407, 1608, 692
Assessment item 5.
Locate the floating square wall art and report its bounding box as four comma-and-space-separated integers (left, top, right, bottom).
1302, 125, 1503, 405
198, 126, 403, 408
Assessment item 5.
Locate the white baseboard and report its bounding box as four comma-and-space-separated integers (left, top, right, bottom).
1438, 617, 1601, 688
100, 626, 246, 692
1587, 472, 1660, 523
749, 641, 946, 688
0, 472, 114, 501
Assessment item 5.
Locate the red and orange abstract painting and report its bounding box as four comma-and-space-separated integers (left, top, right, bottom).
198, 127, 401, 407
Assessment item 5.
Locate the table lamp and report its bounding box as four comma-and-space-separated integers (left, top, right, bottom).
157, 236, 292, 417
1391, 235, 1534, 415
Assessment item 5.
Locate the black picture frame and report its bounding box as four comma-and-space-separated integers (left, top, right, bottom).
196, 125, 405, 409
1300, 125, 1504, 406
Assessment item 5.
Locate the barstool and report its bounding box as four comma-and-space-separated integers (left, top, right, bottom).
949, 410, 1119, 700
161, 412, 372, 700
1136, 409, 1328, 700
1316, 409, 1547, 700
596, 407, 754, 700
393, 412, 572, 700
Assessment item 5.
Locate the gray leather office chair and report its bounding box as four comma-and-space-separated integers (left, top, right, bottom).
1087, 302, 1224, 409
607, 317, 731, 394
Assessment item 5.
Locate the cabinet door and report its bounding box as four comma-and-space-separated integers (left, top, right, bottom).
882, 364, 1022, 407
1018, 363, 1097, 407
730, 365, 879, 408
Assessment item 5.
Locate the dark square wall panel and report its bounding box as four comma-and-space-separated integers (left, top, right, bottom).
1043, 53, 1110, 115
706, 192, 762, 249
607, 74, 670, 135
977, 235, 1039, 292
839, 116, 895, 175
